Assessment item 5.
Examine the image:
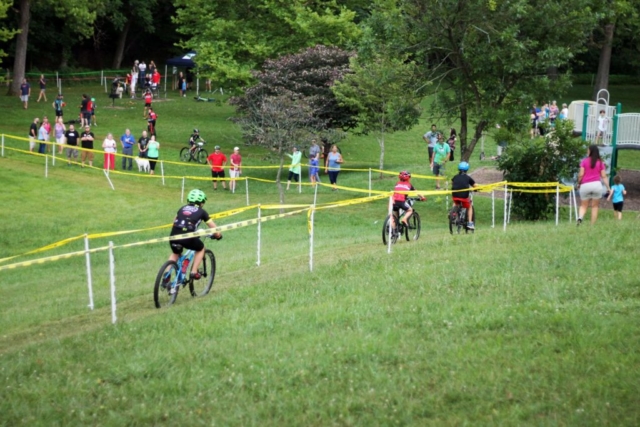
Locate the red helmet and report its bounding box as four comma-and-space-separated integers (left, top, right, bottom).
399, 170, 411, 181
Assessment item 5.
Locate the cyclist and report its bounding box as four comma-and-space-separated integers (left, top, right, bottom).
168, 189, 222, 293
189, 128, 205, 154
392, 171, 425, 230
451, 161, 477, 229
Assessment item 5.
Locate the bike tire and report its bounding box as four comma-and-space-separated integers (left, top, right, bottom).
197, 149, 208, 164
189, 249, 216, 297
382, 215, 399, 245
180, 147, 191, 162
406, 212, 421, 241
448, 206, 458, 235
154, 260, 179, 308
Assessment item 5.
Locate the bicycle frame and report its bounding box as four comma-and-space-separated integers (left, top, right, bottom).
173, 249, 195, 289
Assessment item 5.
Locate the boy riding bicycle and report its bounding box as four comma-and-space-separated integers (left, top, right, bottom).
451, 162, 477, 229
168, 189, 222, 293
189, 128, 205, 154
392, 171, 425, 228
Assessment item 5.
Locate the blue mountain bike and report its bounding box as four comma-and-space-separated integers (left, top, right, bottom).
153, 237, 216, 308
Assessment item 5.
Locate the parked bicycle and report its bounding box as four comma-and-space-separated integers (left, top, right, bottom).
382, 197, 422, 245
153, 236, 216, 308
180, 140, 208, 164
448, 200, 475, 234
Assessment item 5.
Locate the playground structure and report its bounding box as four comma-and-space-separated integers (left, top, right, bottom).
567, 89, 640, 184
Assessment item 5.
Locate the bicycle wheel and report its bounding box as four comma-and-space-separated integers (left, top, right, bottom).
382, 215, 399, 245
180, 147, 191, 162
189, 249, 216, 297
405, 212, 421, 241
448, 207, 458, 234
154, 261, 179, 308
457, 209, 466, 234
196, 149, 208, 164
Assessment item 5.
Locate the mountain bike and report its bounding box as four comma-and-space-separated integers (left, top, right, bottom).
448, 200, 475, 234
180, 140, 208, 164
382, 198, 422, 245
153, 237, 217, 308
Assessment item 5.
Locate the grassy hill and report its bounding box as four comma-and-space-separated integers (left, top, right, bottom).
0, 84, 639, 425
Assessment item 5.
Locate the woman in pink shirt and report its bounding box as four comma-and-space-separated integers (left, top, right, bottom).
576, 145, 611, 225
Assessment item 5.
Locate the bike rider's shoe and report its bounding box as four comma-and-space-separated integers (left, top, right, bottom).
467, 221, 475, 230
577, 218, 582, 226
169, 285, 179, 295
190, 272, 202, 280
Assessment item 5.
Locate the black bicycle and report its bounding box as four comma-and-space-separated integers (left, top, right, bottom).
382, 198, 422, 245
448, 201, 475, 234
180, 140, 208, 164
153, 237, 217, 308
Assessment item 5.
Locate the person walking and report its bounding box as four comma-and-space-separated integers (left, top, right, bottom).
37, 74, 47, 103
576, 145, 611, 226
19, 78, 31, 109
607, 175, 627, 220
147, 135, 160, 175
431, 133, 450, 190
120, 129, 136, 170
286, 146, 302, 190
54, 117, 66, 154
423, 124, 439, 163
324, 144, 343, 191
102, 133, 117, 170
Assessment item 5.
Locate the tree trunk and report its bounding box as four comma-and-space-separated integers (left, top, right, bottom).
8, 0, 30, 96
459, 104, 468, 160
112, 19, 132, 69
592, 22, 615, 101
463, 120, 488, 161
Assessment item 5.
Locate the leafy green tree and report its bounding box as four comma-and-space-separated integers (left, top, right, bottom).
379, 0, 597, 161
497, 119, 584, 220
172, 0, 361, 87
0, 0, 18, 77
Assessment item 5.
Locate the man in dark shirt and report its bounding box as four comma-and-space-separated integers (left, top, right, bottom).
29, 117, 39, 152
20, 79, 31, 109
80, 94, 90, 127
80, 125, 94, 167
451, 161, 477, 229
64, 124, 79, 165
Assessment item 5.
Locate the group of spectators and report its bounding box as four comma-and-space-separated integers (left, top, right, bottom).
18, 75, 48, 109
126, 60, 161, 99
423, 124, 457, 189
530, 100, 569, 138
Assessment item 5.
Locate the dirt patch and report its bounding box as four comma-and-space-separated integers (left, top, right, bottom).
470, 166, 640, 211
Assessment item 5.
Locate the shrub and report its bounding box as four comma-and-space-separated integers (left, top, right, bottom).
497, 119, 585, 220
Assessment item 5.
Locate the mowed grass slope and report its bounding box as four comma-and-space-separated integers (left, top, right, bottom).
1, 84, 639, 425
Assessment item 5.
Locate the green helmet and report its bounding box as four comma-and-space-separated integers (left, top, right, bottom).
187, 189, 207, 204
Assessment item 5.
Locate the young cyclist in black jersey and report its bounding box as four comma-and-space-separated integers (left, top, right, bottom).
189, 128, 205, 154
451, 162, 477, 229
169, 189, 221, 291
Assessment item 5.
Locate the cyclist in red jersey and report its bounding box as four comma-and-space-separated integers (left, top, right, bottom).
392, 171, 425, 228
451, 162, 477, 229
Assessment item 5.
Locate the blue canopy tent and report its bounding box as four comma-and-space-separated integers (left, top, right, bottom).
165, 52, 196, 93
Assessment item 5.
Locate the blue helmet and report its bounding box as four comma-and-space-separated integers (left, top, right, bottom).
458, 162, 470, 172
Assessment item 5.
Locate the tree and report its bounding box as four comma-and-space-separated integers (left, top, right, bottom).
230, 93, 322, 204
379, 0, 597, 161
231, 45, 358, 133
7, 0, 99, 95
0, 0, 18, 77
172, 0, 361, 87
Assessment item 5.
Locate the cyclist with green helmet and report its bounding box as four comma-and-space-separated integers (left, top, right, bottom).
169, 189, 222, 284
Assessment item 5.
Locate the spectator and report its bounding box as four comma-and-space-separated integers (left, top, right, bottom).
37, 117, 50, 154
64, 124, 79, 165
138, 61, 147, 88
151, 69, 161, 93
530, 104, 539, 138
207, 145, 227, 190
52, 93, 64, 121
447, 128, 457, 161
229, 146, 242, 193
148, 60, 156, 75
20, 78, 31, 109
549, 100, 559, 124
324, 144, 343, 191
80, 125, 95, 167
131, 60, 139, 99
559, 103, 569, 120
607, 175, 627, 220
29, 117, 39, 152
80, 94, 90, 128
147, 135, 159, 175
54, 117, 66, 155
576, 145, 610, 226
309, 153, 320, 186
138, 130, 150, 158
309, 138, 321, 160
286, 146, 302, 190
431, 133, 450, 190
422, 124, 439, 162
178, 71, 185, 97
37, 74, 47, 103
120, 129, 136, 170
102, 132, 117, 170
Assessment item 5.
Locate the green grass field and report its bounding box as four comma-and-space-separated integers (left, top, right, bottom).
1, 84, 639, 425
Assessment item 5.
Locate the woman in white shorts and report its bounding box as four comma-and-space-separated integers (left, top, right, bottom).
576, 145, 610, 225
54, 117, 66, 154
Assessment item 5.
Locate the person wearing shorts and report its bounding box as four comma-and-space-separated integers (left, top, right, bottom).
577, 145, 610, 225
29, 117, 39, 152
64, 125, 79, 165
207, 145, 227, 190
229, 146, 242, 193
451, 161, 477, 229
53, 94, 64, 120
80, 125, 95, 167
607, 175, 627, 220
392, 171, 425, 230
167, 189, 221, 293
431, 134, 450, 190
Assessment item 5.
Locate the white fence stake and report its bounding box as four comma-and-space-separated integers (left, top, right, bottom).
256, 204, 261, 266
181, 177, 185, 202
109, 241, 117, 324
491, 189, 495, 228
245, 178, 249, 206
555, 184, 560, 226
103, 169, 115, 190
508, 189, 513, 224
568, 187, 573, 222
313, 181, 319, 206
101, 70, 104, 86
387, 196, 393, 254
503, 184, 508, 231
84, 234, 94, 310
572, 186, 578, 221
445, 179, 449, 211
309, 208, 315, 272
160, 161, 165, 185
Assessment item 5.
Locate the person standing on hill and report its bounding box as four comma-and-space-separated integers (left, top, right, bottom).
20, 78, 31, 109
138, 130, 150, 158
229, 146, 242, 193
423, 124, 439, 164
52, 93, 64, 121
120, 129, 136, 170
28, 117, 39, 152
325, 144, 344, 191
286, 146, 302, 190
207, 145, 228, 190
576, 144, 610, 226
64, 124, 79, 165
80, 125, 95, 167
102, 133, 117, 170
147, 135, 160, 175
37, 74, 47, 103
431, 133, 450, 190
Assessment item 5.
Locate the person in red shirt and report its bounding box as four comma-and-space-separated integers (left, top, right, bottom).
207, 145, 228, 190
229, 146, 242, 193
392, 171, 425, 228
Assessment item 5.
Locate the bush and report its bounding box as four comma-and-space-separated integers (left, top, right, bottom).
497, 119, 585, 220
